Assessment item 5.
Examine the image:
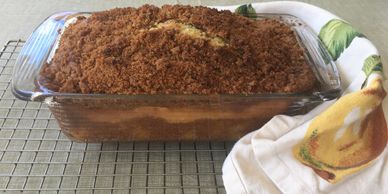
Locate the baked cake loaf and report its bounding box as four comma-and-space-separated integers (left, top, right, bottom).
40, 5, 316, 95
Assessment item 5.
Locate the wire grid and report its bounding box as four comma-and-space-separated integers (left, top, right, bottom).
0, 40, 235, 194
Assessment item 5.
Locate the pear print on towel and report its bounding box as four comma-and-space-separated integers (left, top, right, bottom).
293, 77, 387, 183
294, 19, 387, 183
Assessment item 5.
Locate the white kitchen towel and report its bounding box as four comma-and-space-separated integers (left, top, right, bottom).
217, 2, 388, 193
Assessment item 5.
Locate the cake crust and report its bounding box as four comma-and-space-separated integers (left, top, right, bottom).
40, 5, 316, 95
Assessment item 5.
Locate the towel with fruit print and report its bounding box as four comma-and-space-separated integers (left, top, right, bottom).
219, 2, 387, 193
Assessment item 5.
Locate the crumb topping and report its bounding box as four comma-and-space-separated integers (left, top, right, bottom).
40, 4, 316, 95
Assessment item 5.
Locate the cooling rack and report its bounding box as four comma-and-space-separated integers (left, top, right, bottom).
0, 40, 234, 193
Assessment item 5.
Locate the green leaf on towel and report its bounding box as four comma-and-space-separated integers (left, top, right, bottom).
361, 55, 384, 88
235, 4, 256, 18
363, 55, 383, 76
319, 19, 363, 61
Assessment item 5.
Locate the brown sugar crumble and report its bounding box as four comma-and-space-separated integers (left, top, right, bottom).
40, 5, 316, 95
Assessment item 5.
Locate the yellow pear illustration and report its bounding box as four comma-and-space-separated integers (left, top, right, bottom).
294, 78, 388, 182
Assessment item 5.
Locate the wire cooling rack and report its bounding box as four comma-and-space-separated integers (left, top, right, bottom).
0, 40, 235, 193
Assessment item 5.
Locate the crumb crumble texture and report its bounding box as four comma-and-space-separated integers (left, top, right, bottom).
40, 5, 316, 95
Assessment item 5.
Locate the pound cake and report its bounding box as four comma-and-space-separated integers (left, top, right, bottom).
40, 5, 316, 95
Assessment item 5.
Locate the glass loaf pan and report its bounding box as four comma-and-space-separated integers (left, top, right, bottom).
12, 12, 341, 142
